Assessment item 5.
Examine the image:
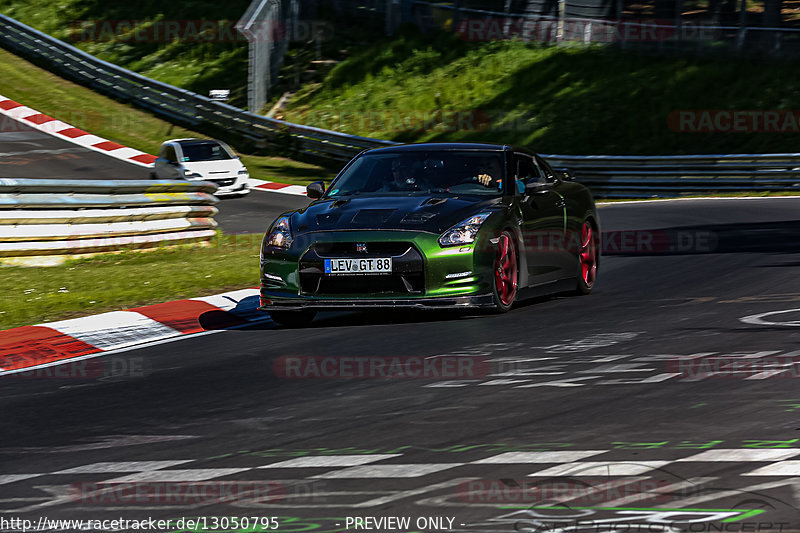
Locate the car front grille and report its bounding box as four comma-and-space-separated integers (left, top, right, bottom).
298, 241, 425, 296
211, 178, 236, 187
310, 242, 414, 257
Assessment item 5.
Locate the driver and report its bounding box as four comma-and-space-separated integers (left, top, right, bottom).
473, 157, 503, 188
385, 158, 424, 191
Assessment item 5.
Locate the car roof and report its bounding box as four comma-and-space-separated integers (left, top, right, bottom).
364, 142, 534, 155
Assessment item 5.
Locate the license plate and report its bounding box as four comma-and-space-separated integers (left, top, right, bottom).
324, 257, 392, 275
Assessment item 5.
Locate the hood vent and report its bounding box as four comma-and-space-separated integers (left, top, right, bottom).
316, 213, 341, 226
401, 211, 437, 224
422, 197, 447, 207
351, 209, 396, 226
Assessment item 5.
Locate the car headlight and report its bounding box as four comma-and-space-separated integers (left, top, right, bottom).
439, 212, 491, 247
266, 215, 293, 249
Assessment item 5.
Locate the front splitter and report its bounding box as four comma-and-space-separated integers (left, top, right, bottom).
258, 293, 495, 311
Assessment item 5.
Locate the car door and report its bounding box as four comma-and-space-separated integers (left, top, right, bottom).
513, 152, 567, 285
536, 155, 578, 276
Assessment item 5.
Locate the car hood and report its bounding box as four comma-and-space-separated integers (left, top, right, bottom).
182, 160, 245, 176
290, 194, 504, 235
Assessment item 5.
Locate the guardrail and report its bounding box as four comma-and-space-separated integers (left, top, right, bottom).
543, 153, 800, 198
2, 14, 800, 198
0, 179, 219, 264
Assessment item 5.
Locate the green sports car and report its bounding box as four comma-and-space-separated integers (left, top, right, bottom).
259, 143, 599, 327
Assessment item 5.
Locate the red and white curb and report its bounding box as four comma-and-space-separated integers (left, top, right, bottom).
246, 178, 307, 196
0, 93, 157, 167
0, 288, 268, 376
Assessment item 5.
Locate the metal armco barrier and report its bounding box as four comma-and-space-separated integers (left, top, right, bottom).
2, 15, 800, 198
543, 154, 800, 198
0, 179, 219, 261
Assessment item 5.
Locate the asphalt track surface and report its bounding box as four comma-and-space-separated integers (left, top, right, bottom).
0, 118, 150, 180
3, 113, 800, 531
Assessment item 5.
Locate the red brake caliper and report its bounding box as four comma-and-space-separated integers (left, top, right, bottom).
495, 235, 516, 305
581, 224, 595, 285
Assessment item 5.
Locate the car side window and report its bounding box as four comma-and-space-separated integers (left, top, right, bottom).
515, 153, 544, 184
536, 156, 557, 183
164, 146, 177, 163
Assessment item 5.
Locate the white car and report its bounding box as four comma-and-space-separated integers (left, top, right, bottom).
152, 138, 250, 197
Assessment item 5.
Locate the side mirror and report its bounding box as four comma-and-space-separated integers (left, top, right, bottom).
553, 167, 573, 181
526, 181, 551, 195
306, 181, 326, 199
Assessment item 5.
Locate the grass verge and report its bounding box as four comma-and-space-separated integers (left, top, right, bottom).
0, 234, 264, 331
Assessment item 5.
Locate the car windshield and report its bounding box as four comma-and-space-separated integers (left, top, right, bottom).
179, 141, 235, 162
326, 150, 506, 197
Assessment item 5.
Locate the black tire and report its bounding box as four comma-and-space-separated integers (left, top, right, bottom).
490, 230, 519, 313
269, 310, 317, 328
149, 172, 157, 179
575, 220, 598, 295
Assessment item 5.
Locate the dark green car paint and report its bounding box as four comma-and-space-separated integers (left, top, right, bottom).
259, 143, 598, 311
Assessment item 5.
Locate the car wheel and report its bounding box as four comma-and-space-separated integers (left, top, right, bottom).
269, 310, 317, 328
575, 220, 598, 295
491, 230, 518, 313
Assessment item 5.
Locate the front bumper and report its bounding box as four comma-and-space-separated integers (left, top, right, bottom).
215, 181, 250, 196
260, 230, 497, 307
259, 293, 495, 311
189, 177, 249, 196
